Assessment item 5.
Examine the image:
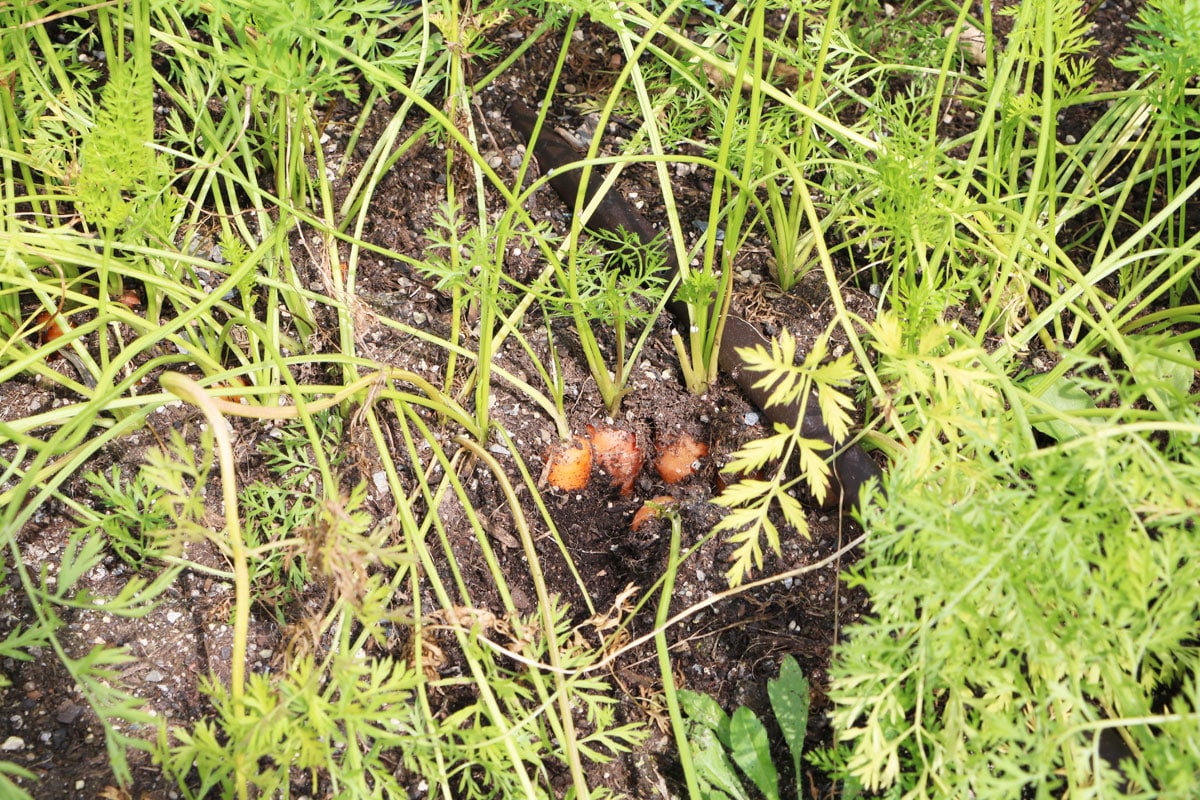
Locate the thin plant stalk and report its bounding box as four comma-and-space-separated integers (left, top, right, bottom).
656, 509, 702, 800
156, 377, 251, 710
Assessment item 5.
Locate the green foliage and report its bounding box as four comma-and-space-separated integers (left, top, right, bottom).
6, 0, 1200, 797
417, 198, 573, 430
161, 593, 647, 798
768, 655, 811, 789
870, 309, 1004, 448
421, 200, 511, 299
182, 0, 422, 101
3, 1, 636, 798
141, 379, 645, 799
1115, 0, 1200, 134
138, 427, 217, 543
859, 86, 958, 284
168, 655, 424, 798
1025, 372, 1097, 443
1108, 0, 1200, 304
239, 412, 349, 618
757, 143, 816, 291
1002, 0, 1097, 110
825, 431, 1200, 797
546, 224, 669, 414
0, 762, 35, 800
575, 225, 669, 331
675, 269, 720, 309
679, 655, 811, 800
712, 329, 859, 586
1, 477, 179, 793
73, 62, 178, 237
84, 465, 180, 568
1123, 332, 1197, 415
239, 480, 314, 613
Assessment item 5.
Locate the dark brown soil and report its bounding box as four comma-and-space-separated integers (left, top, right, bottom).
0, 4, 1146, 798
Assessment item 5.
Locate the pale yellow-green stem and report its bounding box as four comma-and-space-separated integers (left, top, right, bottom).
158, 371, 251, 800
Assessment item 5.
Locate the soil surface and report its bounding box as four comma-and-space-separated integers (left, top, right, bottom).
0, 3, 1147, 798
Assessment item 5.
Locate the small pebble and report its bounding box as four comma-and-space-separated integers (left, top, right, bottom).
56, 703, 85, 725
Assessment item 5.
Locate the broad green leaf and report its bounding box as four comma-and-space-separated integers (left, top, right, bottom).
1128, 336, 1196, 413
680, 689, 731, 739
729, 706, 778, 800
768, 655, 810, 793
1029, 374, 1095, 442
691, 726, 751, 800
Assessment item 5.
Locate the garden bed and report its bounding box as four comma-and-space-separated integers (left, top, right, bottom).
2, 0, 1198, 797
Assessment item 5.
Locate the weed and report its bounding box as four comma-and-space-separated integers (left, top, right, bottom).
678, 655, 812, 800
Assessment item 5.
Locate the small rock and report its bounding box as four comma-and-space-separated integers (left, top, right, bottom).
165, 611, 183, 624
144, 670, 164, 683
947, 23, 988, 66
0, 736, 24, 751
56, 703, 85, 725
